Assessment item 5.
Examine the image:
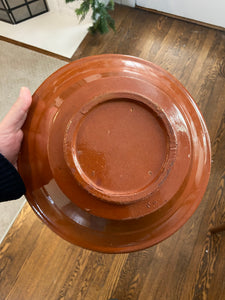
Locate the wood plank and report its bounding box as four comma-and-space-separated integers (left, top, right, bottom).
0, 5, 225, 300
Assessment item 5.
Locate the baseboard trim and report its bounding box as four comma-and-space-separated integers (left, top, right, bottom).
0, 35, 71, 62
136, 5, 225, 32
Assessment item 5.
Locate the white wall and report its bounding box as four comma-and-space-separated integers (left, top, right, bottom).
136, 0, 225, 28
120, 0, 135, 7
47, 0, 135, 12
47, 0, 83, 15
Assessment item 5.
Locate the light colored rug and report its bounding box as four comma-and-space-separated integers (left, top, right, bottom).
0, 40, 67, 244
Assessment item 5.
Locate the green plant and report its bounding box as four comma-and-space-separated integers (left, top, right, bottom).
66, 0, 115, 34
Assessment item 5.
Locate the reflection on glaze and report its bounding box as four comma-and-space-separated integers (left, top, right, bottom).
19, 54, 211, 253
84, 73, 102, 83
43, 179, 108, 231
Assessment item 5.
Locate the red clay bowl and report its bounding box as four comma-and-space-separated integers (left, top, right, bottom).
18, 54, 211, 253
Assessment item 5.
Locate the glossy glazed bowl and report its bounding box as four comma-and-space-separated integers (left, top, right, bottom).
18, 54, 211, 253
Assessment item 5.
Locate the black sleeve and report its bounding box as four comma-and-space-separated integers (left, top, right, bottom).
0, 153, 26, 202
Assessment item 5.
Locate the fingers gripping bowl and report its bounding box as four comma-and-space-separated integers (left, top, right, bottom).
18, 54, 211, 253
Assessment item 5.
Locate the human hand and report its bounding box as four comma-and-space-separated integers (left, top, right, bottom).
0, 87, 32, 168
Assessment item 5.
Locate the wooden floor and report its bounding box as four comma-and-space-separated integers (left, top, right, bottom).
1, 5, 225, 300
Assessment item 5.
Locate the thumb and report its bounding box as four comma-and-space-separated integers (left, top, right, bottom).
1, 87, 32, 133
